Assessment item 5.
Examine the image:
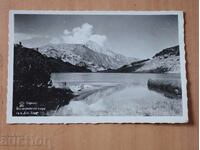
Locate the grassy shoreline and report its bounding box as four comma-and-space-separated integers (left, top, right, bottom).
147, 79, 182, 98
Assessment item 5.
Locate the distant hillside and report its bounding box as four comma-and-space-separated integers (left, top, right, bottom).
103, 45, 180, 73
115, 59, 150, 72
136, 45, 180, 73
153, 45, 179, 58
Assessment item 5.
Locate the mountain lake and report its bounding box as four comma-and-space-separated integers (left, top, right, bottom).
48, 73, 183, 116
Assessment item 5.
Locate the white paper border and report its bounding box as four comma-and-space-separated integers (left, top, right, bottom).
7, 10, 188, 124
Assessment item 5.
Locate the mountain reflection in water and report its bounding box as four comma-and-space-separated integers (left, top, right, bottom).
48, 73, 182, 116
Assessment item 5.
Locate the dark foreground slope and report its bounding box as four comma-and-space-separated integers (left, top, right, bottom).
13, 45, 90, 116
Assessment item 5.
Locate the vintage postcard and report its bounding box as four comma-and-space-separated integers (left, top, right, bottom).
7, 10, 188, 123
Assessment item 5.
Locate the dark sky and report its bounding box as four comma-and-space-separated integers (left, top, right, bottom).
14, 14, 179, 59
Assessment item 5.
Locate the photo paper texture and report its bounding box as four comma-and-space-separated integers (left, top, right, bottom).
7, 11, 188, 123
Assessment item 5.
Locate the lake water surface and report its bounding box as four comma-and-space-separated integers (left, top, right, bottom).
49, 73, 182, 116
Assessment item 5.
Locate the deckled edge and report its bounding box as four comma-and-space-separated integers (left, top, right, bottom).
7, 10, 188, 124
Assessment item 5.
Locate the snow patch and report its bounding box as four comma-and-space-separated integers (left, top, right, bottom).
38, 41, 139, 72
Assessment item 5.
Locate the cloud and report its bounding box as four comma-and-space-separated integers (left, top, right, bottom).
14, 33, 51, 48
50, 37, 63, 44
14, 33, 38, 44
14, 23, 107, 48
62, 23, 107, 46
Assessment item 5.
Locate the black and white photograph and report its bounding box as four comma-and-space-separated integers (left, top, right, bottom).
7, 11, 188, 123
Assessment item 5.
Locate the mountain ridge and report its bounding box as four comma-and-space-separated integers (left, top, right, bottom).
101, 45, 180, 73
136, 45, 180, 73
38, 41, 139, 72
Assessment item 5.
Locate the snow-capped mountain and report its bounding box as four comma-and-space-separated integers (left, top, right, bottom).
38, 41, 138, 72
85, 41, 138, 63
